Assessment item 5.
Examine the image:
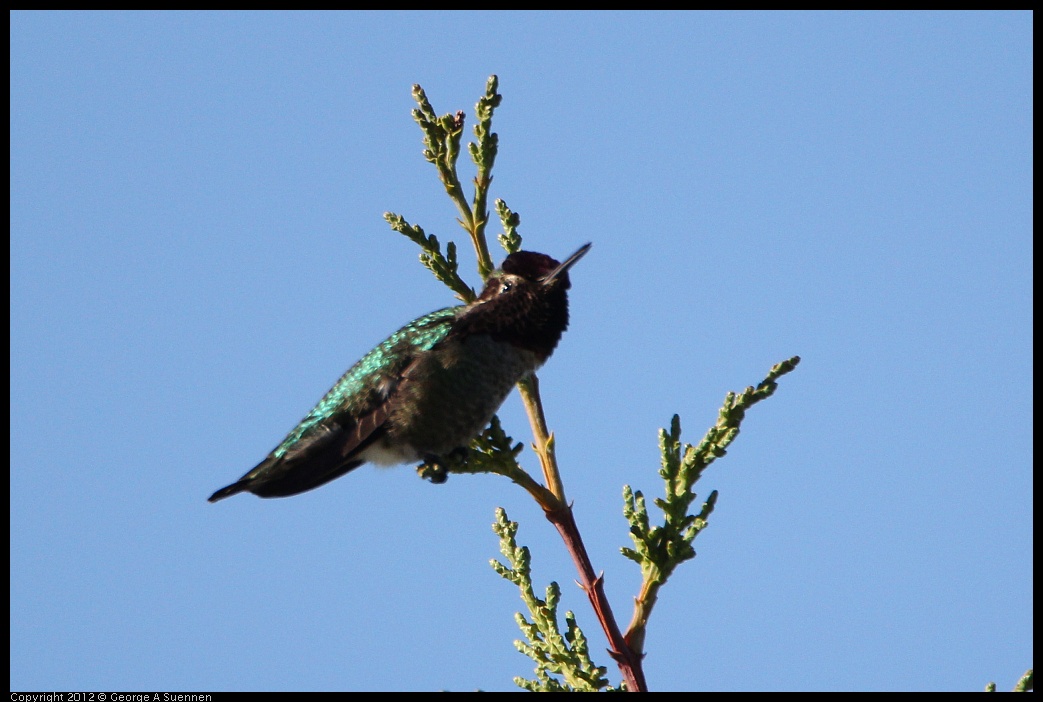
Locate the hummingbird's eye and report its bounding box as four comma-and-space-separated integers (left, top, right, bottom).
500, 281, 512, 294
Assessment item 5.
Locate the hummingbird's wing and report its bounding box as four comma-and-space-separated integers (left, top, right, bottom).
208, 308, 458, 502
206, 405, 388, 502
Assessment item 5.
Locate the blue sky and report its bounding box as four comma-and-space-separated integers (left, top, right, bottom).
10, 11, 1032, 692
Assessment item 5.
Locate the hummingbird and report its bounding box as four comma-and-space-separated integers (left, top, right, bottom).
208, 243, 591, 502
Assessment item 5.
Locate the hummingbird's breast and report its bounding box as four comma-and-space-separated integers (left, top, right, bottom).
371, 333, 542, 462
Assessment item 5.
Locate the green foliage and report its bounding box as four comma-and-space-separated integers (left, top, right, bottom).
622, 356, 803, 581
621, 415, 716, 580
619, 356, 801, 654
383, 213, 474, 302
404, 77, 505, 279
986, 669, 1033, 692
410, 84, 467, 205
495, 199, 522, 254
491, 509, 614, 692
415, 416, 555, 504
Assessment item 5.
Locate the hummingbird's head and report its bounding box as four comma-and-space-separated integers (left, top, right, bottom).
501, 242, 592, 290
460, 243, 591, 360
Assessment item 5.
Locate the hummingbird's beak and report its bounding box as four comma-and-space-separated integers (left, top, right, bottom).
541, 242, 592, 285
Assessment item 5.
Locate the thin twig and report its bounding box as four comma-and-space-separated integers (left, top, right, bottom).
516, 374, 648, 692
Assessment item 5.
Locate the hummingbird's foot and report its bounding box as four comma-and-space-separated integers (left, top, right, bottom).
417, 447, 471, 484
418, 454, 449, 484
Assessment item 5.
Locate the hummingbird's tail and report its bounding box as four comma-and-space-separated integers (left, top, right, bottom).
208, 479, 252, 503
208, 456, 367, 502
209, 410, 388, 502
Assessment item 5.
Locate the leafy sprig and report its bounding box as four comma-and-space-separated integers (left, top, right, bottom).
383, 213, 474, 302
621, 356, 801, 654
491, 509, 613, 692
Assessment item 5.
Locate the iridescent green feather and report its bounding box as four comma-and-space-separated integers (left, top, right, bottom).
271, 307, 459, 458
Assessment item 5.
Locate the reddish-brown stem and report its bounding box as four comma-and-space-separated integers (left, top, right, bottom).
544, 503, 648, 692
516, 374, 647, 691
